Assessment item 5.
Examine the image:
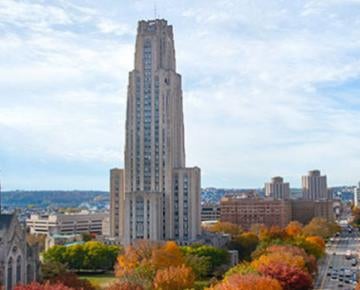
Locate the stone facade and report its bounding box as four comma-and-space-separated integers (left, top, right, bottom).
110, 19, 201, 245
0, 214, 39, 290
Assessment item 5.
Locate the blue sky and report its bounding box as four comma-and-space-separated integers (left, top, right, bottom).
1, 0, 360, 190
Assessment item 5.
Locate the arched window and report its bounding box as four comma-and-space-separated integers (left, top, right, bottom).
7, 257, 13, 290
27, 264, 33, 283
16, 256, 22, 283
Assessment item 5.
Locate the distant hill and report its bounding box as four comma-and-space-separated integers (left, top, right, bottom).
2, 190, 109, 208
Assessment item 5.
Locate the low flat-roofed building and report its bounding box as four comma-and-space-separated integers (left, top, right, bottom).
26, 211, 107, 235
201, 204, 221, 221
291, 199, 334, 225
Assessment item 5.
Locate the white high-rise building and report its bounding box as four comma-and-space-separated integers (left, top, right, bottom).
265, 176, 290, 200
302, 170, 328, 200
110, 19, 201, 245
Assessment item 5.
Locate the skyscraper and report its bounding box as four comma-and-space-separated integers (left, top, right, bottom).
110, 19, 201, 245
265, 176, 290, 200
302, 170, 328, 200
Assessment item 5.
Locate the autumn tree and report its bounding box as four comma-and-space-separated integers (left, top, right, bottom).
355, 281, 360, 290
293, 237, 324, 260
153, 265, 195, 290
207, 222, 242, 237
305, 236, 325, 252
151, 241, 184, 269
207, 273, 282, 290
302, 218, 338, 239
224, 262, 257, 277
285, 221, 303, 237
48, 272, 95, 290
252, 251, 306, 271
41, 261, 67, 280
257, 262, 313, 290
106, 282, 144, 290
264, 245, 317, 274
184, 254, 211, 279
14, 282, 73, 290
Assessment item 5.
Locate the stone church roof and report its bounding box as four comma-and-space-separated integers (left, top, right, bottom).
0, 213, 14, 231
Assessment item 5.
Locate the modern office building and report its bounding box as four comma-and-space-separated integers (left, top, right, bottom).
110, 19, 201, 245
220, 196, 292, 230
265, 176, 290, 200
26, 211, 107, 235
302, 170, 328, 200
201, 204, 221, 221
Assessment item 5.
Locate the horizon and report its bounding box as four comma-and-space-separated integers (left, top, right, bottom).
1, 1, 360, 190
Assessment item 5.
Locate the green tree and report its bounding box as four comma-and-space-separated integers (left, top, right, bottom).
181, 245, 229, 274
184, 254, 211, 279
227, 232, 259, 261
43, 245, 67, 264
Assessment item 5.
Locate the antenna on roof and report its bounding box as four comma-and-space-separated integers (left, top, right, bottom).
154, 2, 158, 19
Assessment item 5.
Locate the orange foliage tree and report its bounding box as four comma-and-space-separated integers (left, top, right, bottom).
151, 241, 184, 269
153, 265, 195, 290
305, 236, 325, 252
207, 273, 282, 290
252, 251, 306, 271
285, 221, 303, 237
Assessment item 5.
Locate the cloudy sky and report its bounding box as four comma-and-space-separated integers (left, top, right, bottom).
1, 0, 360, 190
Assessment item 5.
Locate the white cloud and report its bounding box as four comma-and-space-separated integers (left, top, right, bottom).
1, 0, 360, 189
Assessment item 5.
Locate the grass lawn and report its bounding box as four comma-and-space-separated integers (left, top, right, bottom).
79, 273, 117, 288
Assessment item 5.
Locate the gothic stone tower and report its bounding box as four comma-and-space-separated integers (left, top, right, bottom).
110, 19, 201, 245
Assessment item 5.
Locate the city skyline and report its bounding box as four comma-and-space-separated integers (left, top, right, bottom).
1, 0, 360, 190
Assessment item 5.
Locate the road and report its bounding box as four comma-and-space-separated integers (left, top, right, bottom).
315, 225, 359, 290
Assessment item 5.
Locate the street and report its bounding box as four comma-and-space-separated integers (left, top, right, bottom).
315, 224, 359, 290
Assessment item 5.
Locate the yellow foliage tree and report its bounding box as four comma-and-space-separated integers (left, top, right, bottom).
305, 236, 325, 252
285, 221, 303, 237
208, 222, 242, 236
153, 265, 195, 290
151, 241, 184, 269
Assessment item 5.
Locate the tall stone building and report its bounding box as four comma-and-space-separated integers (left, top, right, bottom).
110, 19, 201, 245
302, 170, 328, 200
265, 176, 290, 200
